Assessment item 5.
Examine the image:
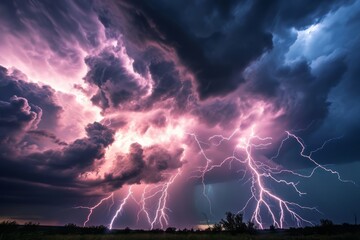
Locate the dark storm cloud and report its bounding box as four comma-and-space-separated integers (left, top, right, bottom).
244, 45, 351, 168
109, 0, 272, 99
245, 0, 360, 165
91, 0, 359, 165
0, 122, 114, 180
295, 1, 360, 164
0, 122, 115, 204
104, 143, 184, 189
0, 178, 86, 205
30, 122, 115, 171
0, 59, 117, 206
102, 0, 350, 99
277, 54, 347, 128
84, 49, 148, 110
0, 65, 63, 131
145, 60, 194, 112
84, 46, 195, 113
0, 96, 40, 144
267, 0, 351, 29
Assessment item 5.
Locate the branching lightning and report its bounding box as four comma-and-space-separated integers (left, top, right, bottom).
149, 169, 182, 229
76, 169, 182, 230
75, 193, 114, 227
109, 186, 134, 230
191, 125, 352, 229
76, 120, 351, 230
133, 169, 183, 229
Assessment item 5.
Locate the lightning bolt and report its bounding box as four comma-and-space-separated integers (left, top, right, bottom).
74, 193, 114, 227
188, 132, 215, 216
75, 118, 351, 230
191, 125, 352, 229
109, 185, 134, 230
76, 169, 181, 230
137, 185, 153, 225
150, 169, 182, 229
135, 169, 182, 229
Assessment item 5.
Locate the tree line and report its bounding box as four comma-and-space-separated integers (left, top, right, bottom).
1, 212, 360, 236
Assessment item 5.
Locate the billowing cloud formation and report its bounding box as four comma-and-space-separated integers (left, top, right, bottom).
84, 49, 149, 110
250, 53, 347, 129
83, 42, 195, 114
0, 95, 40, 144
0, 121, 115, 203
0, 66, 62, 130
0, 0, 359, 228
30, 122, 115, 171
105, 143, 183, 189
107, 0, 350, 99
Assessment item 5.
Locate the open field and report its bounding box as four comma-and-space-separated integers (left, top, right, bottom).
1, 232, 360, 240
1, 233, 360, 240
2, 222, 360, 240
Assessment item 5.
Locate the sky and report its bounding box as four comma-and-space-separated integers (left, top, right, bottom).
0, 0, 360, 230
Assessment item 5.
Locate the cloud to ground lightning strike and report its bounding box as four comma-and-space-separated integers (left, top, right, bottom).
109, 186, 134, 230
148, 169, 182, 229
77, 169, 182, 229
190, 125, 353, 229
75, 193, 114, 227
75, 120, 353, 230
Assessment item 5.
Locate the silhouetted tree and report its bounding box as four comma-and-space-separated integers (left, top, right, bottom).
165, 227, 176, 233
0, 220, 18, 232
320, 219, 333, 227
23, 222, 40, 232
269, 224, 276, 232
86, 225, 108, 234
220, 212, 247, 232
247, 221, 255, 233
63, 223, 80, 234
212, 223, 223, 232
64, 223, 78, 228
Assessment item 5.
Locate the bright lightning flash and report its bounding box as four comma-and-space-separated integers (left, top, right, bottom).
75, 114, 189, 230
136, 169, 182, 229
76, 110, 351, 230
76, 169, 182, 230
109, 186, 134, 230
74, 193, 114, 227
191, 125, 352, 229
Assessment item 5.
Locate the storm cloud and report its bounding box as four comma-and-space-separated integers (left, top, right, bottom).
0, 122, 115, 205
0, 0, 359, 228
104, 143, 184, 189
